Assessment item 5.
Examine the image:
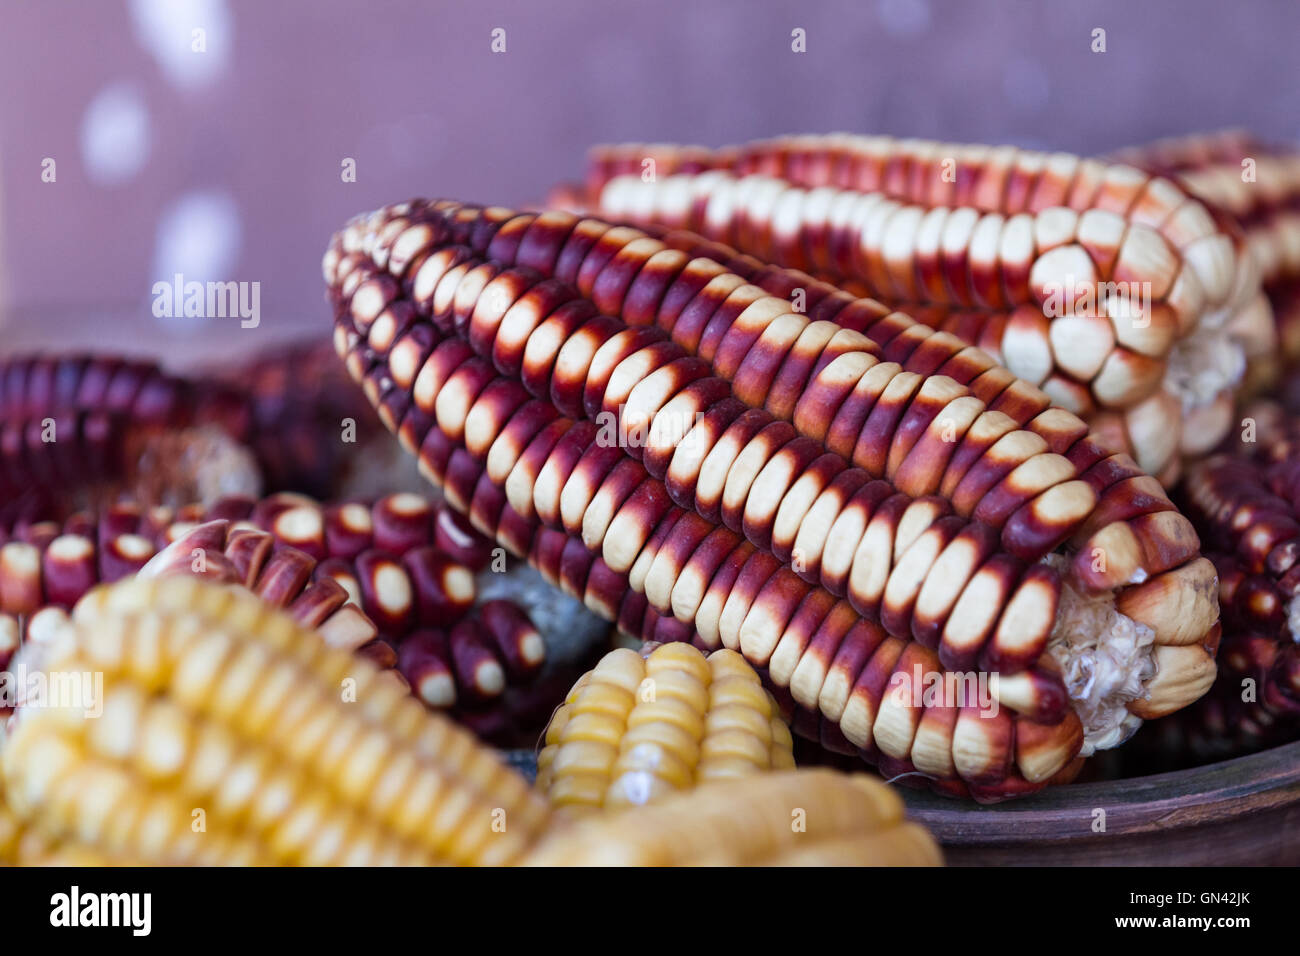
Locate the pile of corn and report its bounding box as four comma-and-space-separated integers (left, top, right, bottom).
10, 127, 1300, 867
325, 186, 1219, 801
0, 576, 940, 866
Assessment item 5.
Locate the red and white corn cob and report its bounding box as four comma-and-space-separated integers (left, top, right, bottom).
0, 348, 408, 520
582, 135, 1265, 480
324, 197, 1221, 800
1113, 130, 1300, 393
197, 340, 410, 498
0, 491, 557, 740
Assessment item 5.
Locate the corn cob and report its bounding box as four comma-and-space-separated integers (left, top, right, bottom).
1112, 131, 1300, 394
1, 575, 551, 865
581, 135, 1264, 480
523, 768, 941, 865
0, 354, 263, 522
410, 194, 1210, 494
0, 411, 261, 524
0, 492, 566, 740
0, 347, 408, 518
0, 353, 224, 426
536, 642, 794, 813
1177, 413, 1300, 753
330, 200, 1201, 764
1112, 130, 1300, 287
197, 340, 417, 499
325, 198, 1220, 800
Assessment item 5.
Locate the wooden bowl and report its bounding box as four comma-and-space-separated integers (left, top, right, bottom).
900, 741, 1300, 865
505, 742, 1300, 865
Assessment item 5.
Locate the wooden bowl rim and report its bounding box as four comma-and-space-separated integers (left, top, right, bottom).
901, 740, 1300, 844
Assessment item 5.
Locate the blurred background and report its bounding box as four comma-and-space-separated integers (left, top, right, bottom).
0, 0, 1296, 364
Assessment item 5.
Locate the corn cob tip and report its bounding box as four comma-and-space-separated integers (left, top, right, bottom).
536, 641, 794, 813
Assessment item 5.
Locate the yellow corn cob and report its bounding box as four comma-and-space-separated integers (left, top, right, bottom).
0, 575, 551, 866
535, 642, 795, 813
0, 816, 118, 866
524, 768, 942, 865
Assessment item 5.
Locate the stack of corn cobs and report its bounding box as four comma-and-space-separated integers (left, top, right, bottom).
326, 131, 1239, 804
4, 129, 1300, 866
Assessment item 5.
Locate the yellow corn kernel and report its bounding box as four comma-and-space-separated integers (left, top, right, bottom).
1, 577, 551, 866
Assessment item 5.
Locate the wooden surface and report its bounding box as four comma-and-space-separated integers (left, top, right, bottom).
505, 742, 1300, 865
901, 741, 1300, 865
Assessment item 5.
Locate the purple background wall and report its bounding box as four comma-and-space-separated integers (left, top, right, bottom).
0, 0, 1296, 362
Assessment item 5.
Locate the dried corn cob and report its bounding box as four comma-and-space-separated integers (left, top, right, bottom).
196, 340, 417, 499
536, 642, 794, 813
0, 347, 409, 519
1177, 416, 1300, 753
583, 135, 1264, 479
523, 768, 941, 865
587, 136, 1244, 318
1, 575, 551, 865
382, 194, 1209, 522
0, 353, 223, 426
327, 201, 1216, 785
0, 411, 261, 526
325, 198, 1220, 800
1113, 131, 1300, 394
0, 492, 564, 739
1112, 131, 1300, 287
0, 354, 262, 522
